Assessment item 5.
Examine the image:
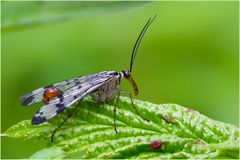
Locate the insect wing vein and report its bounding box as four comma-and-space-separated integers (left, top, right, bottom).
21, 71, 114, 106
31, 72, 116, 124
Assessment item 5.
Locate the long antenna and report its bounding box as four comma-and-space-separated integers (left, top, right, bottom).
130, 15, 157, 72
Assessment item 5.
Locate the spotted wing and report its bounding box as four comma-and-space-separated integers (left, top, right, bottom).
20, 71, 113, 106
31, 72, 116, 124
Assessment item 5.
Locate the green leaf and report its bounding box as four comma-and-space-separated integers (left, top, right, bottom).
29, 147, 66, 159
2, 1, 148, 32
2, 97, 239, 159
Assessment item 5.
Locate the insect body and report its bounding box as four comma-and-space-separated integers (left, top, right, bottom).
91, 72, 121, 103
21, 15, 156, 140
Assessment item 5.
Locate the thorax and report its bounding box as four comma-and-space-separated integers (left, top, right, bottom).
91, 71, 122, 103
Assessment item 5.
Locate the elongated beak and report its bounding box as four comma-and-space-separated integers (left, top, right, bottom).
127, 76, 139, 96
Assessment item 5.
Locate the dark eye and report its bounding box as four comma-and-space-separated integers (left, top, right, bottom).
122, 69, 130, 78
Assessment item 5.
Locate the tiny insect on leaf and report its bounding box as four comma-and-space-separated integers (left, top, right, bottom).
150, 140, 164, 149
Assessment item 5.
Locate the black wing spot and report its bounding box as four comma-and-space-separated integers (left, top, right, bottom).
56, 106, 66, 114
75, 81, 81, 85
60, 97, 64, 102
57, 94, 64, 102
32, 116, 47, 125
56, 103, 64, 108
44, 84, 53, 89
57, 94, 63, 98
73, 96, 78, 99
22, 96, 35, 106
110, 71, 118, 76
56, 103, 67, 113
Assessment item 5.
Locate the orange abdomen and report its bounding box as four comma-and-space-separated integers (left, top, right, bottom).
43, 88, 62, 103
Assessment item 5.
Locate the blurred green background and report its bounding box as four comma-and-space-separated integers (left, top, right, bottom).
1, 1, 238, 158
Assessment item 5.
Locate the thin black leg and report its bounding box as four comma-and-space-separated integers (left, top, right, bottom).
113, 105, 118, 133
120, 90, 149, 122
51, 105, 78, 142
113, 89, 121, 133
